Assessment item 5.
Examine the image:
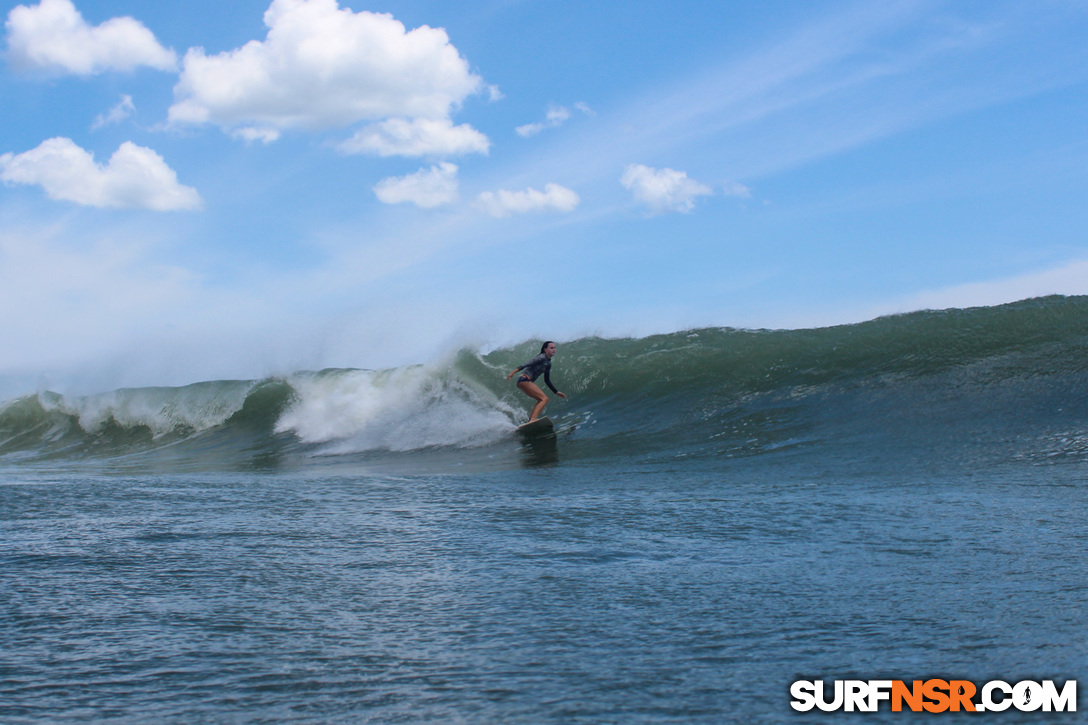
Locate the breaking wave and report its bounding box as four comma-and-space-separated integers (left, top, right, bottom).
4, 295, 1088, 472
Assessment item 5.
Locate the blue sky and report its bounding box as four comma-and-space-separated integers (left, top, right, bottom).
2, 0, 1088, 394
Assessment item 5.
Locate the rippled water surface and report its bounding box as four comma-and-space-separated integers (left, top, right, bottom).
4, 452, 1085, 723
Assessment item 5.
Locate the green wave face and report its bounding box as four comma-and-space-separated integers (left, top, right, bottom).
4, 296, 1088, 472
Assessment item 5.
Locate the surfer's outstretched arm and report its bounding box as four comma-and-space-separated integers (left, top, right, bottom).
543, 369, 566, 399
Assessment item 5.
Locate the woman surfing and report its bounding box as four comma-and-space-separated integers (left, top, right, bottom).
506, 341, 567, 423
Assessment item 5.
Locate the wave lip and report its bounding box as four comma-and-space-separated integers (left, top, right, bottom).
0, 379, 286, 462
274, 367, 517, 454
0, 362, 522, 466
44, 381, 255, 437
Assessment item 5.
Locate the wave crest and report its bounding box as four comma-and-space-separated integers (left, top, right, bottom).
275, 367, 517, 452
4, 295, 1088, 469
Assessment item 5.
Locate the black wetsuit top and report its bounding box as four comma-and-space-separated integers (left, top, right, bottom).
516, 353, 558, 394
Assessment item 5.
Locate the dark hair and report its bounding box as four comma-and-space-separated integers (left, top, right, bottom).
540, 341, 555, 354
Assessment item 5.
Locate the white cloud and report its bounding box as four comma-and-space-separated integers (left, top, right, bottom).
0, 137, 202, 211
476, 183, 580, 218
339, 117, 488, 157
373, 162, 458, 208
4, 0, 177, 75
722, 180, 752, 198
620, 164, 713, 214
168, 0, 483, 140
91, 94, 135, 130
516, 106, 570, 137
515, 103, 593, 137
231, 127, 281, 145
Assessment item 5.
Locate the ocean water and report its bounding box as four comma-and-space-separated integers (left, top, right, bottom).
3, 296, 1087, 722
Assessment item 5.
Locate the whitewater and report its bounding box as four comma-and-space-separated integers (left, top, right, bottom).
3, 296, 1087, 722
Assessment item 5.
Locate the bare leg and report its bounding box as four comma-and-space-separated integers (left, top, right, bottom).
517, 380, 549, 421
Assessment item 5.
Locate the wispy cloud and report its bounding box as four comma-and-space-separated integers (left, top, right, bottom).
476, 183, 580, 218
339, 118, 489, 157
0, 225, 197, 374
514, 2, 1069, 195
620, 164, 712, 214
722, 180, 751, 198
879, 260, 1088, 316
515, 102, 593, 137
374, 163, 459, 208
231, 127, 281, 145
91, 94, 135, 130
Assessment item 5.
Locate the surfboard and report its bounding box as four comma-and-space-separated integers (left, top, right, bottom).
516, 416, 554, 438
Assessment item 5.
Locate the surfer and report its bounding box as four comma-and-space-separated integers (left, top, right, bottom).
507, 341, 567, 422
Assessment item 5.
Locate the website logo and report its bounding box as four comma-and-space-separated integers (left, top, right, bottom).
790, 679, 1076, 713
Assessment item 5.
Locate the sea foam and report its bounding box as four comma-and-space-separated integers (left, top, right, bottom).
275, 367, 517, 453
